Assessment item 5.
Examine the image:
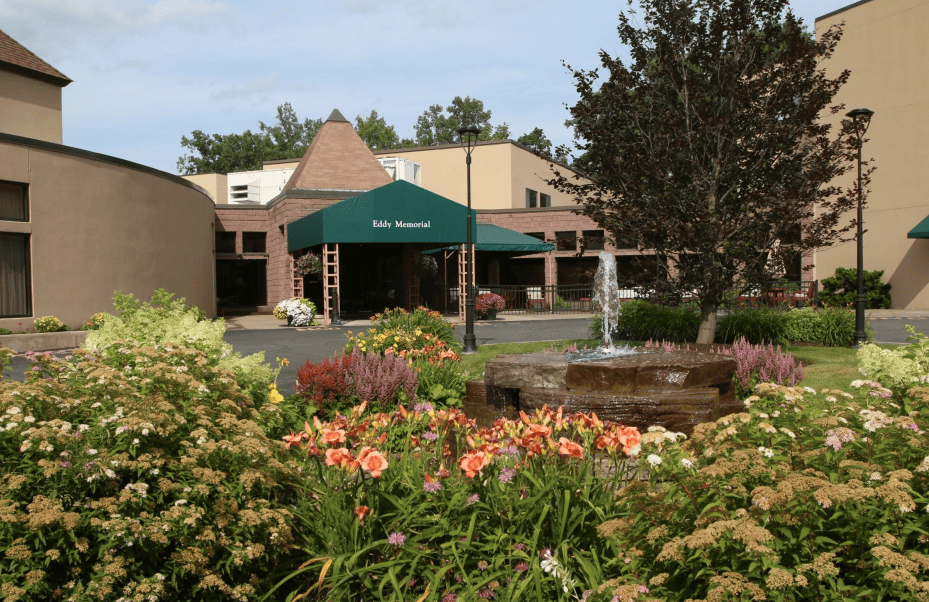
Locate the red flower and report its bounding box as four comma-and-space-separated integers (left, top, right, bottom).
354, 505, 370, 524
558, 437, 584, 459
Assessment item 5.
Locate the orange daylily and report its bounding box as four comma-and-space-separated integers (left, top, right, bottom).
324, 447, 354, 469
282, 431, 306, 449
356, 447, 389, 478
320, 428, 347, 445
458, 450, 491, 479
354, 505, 370, 524
558, 437, 584, 459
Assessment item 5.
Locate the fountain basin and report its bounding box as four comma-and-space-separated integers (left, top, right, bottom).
464, 349, 740, 435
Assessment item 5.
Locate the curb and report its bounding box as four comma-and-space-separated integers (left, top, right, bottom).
0, 331, 88, 354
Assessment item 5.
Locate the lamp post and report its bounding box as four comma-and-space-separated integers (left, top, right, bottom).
845, 107, 874, 347
457, 126, 480, 354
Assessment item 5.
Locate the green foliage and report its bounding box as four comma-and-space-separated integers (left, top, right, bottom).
0, 328, 11, 336
354, 109, 400, 150
553, 295, 572, 310
590, 381, 929, 602
783, 306, 823, 343
858, 325, 929, 395
0, 342, 297, 602
350, 306, 461, 354
79, 312, 107, 331
717, 306, 790, 345
85, 289, 274, 401
33, 316, 66, 333
413, 96, 510, 146
820, 267, 892, 309
413, 359, 468, 409
590, 300, 700, 343
818, 306, 858, 347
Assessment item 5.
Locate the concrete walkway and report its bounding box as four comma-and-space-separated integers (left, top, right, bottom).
223, 311, 600, 331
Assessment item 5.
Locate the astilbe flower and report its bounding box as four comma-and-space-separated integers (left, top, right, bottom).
720, 337, 803, 391
348, 346, 417, 406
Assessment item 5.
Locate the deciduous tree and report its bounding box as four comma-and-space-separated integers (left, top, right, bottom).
552, 0, 871, 344
412, 96, 510, 146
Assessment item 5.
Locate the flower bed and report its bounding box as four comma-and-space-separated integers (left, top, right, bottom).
279, 403, 644, 601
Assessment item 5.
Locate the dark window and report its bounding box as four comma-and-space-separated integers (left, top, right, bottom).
540, 193, 551, 208
242, 232, 266, 253
0, 181, 28, 221
582, 230, 605, 251
216, 232, 236, 254
525, 189, 538, 208
525, 232, 545, 241
0, 233, 31, 317
555, 230, 577, 251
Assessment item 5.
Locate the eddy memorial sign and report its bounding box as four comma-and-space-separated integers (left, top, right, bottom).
373, 220, 433, 229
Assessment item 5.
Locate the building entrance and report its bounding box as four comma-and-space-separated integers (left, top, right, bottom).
337, 243, 406, 317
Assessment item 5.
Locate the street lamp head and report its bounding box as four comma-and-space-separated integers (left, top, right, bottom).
845, 107, 875, 121
457, 126, 481, 155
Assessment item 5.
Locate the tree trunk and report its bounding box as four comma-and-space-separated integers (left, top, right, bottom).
697, 300, 718, 345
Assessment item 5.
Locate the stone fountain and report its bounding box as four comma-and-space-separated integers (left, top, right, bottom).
462, 253, 740, 435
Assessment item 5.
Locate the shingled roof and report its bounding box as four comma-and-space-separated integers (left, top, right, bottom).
0, 28, 71, 86
283, 109, 392, 192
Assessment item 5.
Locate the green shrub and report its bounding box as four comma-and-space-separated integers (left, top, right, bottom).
412, 358, 468, 409
589, 381, 929, 602
0, 342, 297, 602
363, 306, 460, 351
0, 328, 11, 336
554, 295, 572, 310
820, 267, 892, 309
84, 289, 274, 401
818, 306, 858, 347
783, 306, 823, 343
589, 299, 700, 343
857, 324, 929, 396
717, 306, 790, 345
33, 316, 65, 333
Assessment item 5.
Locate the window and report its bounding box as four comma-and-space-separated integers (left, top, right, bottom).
0, 233, 31, 317
525, 189, 538, 208
555, 230, 577, 251
540, 193, 551, 208
216, 232, 236, 254
0, 181, 28, 221
582, 230, 605, 250
242, 232, 266, 254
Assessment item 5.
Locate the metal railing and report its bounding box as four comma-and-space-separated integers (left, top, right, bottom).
433, 280, 819, 315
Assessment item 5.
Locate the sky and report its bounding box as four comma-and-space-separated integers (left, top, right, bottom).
1, 0, 854, 174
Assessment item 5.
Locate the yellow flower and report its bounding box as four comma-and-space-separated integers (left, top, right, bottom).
269, 388, 283, 404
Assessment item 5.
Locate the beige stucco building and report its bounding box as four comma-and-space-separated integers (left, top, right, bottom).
0, 29, 215, 332
814, 0, 929, 309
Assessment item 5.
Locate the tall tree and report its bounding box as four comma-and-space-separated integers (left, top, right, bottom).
259, 102, 322, 160
355, 109, 401, 150
552, 0, 871, 344
412, 96, 510, 146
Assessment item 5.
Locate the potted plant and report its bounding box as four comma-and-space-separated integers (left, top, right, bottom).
293, 252, 322, 277
475, 292, 506, 319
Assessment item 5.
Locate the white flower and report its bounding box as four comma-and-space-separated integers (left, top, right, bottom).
628, 444, 641, 457
105, 469, 117, 479
646, 454, 662, 467
174, 499, 187, 506
78, 424, 90, 432
90, 402, 102, 408
779, 428, 796, 439
6, 407, 21, 415
758, 413, 769, 419
803, 387, 817, 395
757, 446, 774, 458
132, 439, 140, 445
681, 458, 695, 469
87, 449, 98, 455
869, 472, 883, 481
23, 416, 35, 423
60, 421, 72, 432
150, 469, 159, 475
44, 445, 54, 453
141, 429, 149, 436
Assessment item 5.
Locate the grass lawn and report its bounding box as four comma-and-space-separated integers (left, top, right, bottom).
459, 339, 880, 393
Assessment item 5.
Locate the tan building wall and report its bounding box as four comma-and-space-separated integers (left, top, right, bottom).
0, 69, 63, 144
814, 0, 929, 309
184, 172, 228, 204
0, 136, 216, 331
372, 141, 588, 210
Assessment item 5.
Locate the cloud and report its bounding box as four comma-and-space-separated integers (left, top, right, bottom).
208, 72, 287, 103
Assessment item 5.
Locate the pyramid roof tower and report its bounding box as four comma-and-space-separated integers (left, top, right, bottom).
283, 109, 392, 192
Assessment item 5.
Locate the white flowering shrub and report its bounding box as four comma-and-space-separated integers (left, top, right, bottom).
84, 290, 274, 401
589, 381, 929, 601
858, 325, 929, 395
0, 343, 298, 602
272, 298, 316, 327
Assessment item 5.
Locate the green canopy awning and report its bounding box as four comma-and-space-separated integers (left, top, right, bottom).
908, 213, 929, 238
424, 223, 555, 254
287, 180, 476, 252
